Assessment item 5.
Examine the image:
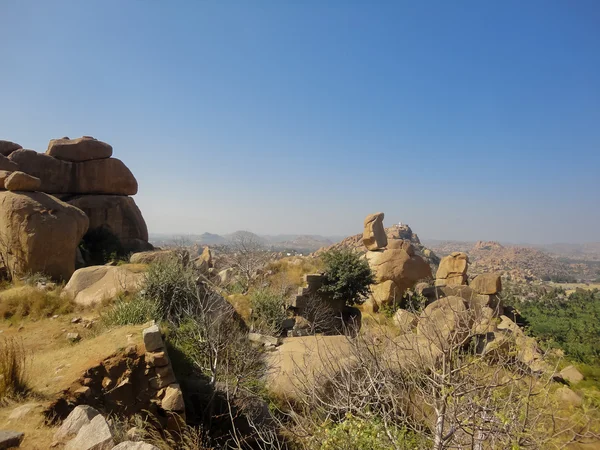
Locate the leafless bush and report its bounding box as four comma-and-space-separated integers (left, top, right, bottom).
279, 303, 599, 450
221, 233, 269, 293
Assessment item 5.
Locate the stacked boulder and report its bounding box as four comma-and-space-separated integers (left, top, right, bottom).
0, 136, 151, 280
435, 252, 469, 286
362, 212, 432, 313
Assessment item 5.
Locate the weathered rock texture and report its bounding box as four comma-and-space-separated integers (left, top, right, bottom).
0, 154, 18, 171
0, 191, 89, 280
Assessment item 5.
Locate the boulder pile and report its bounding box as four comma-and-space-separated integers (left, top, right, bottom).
0, 137, 151, 279
362, 212, 432, 312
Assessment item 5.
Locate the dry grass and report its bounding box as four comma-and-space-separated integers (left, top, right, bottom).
0, 285, 74, 322
0, 338, 30, 403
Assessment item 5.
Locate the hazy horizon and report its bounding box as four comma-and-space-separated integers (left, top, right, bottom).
2, 1, 599, 245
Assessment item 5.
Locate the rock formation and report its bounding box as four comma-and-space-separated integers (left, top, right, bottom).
361, 213, 432, 312
0, 136, 151, 279
362, 212, 387, 250
435, 252, 469, 286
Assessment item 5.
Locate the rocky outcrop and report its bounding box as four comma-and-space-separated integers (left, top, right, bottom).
0, 136, 152, 272
0, 191, 89, 280
435, 252, 468, 286
4, 171, 41, 191
362, 212, 387, 250
63, 265, 145, 306
46, 136, 113, 162
0, 139, 22, 156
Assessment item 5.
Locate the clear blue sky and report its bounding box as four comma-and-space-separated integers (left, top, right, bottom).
1, 1, 599, 243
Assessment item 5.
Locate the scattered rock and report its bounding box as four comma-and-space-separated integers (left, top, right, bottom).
559, 365, 584, 385
46, 136, 113, 162
556, 386, 583, 407
362, 212, 387, 250
248, 332, 281, 347
0, 431, 24, 449
53, 405, 101, 443
64, 414, 114, 450
4, 171, 41, 191
66, 332, 81, 343
8, 403, 39, 420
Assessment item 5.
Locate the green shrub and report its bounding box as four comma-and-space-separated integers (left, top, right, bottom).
319, 248, 375, 306
315, 414, 423, 450
0, 338, 29, 403
250, 288, 287, 336
142, 257, 199, 324
101, 294, 160, 327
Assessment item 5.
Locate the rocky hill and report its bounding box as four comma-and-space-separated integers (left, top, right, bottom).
428, 240, 573, 283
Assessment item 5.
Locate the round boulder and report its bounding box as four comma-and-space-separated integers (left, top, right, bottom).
0, 140, 22, 157
0, 191, 89, 280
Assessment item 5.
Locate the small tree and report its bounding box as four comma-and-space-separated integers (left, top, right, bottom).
319, 248, 375, 306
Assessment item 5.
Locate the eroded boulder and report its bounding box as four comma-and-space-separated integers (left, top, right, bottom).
0, 154, 18, 171
46, 136, 113, 162
366, 247, 432, 297
362, 212, 387, 250
0, 191, 88, 280
470, 273, 502, 295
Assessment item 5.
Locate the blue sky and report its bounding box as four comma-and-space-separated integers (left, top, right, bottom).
1, 1, 599, 243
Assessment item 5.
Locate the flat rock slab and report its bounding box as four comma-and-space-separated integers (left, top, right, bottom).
0, 430, 25, 449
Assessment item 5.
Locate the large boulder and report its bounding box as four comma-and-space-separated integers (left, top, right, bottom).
0, 154, 18, 171
435, 252, 468, 286
64, 414, 114, 450
66, 195, 149, 246
63, 265, 145, 306
0, 191, 88, 280
417, 296, 470, 349
46, 136, 113, 162
362, 212, 387, 250
53, 405, 101, 443
130, 249, 187, 265
366, 247, 432, 296
8, 150, 137, 195
4, 171, 41, 192
0, 140, 22, 156
470, 273, 502, 295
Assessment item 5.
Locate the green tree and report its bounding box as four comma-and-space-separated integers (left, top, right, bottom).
319, 248, 375, 306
